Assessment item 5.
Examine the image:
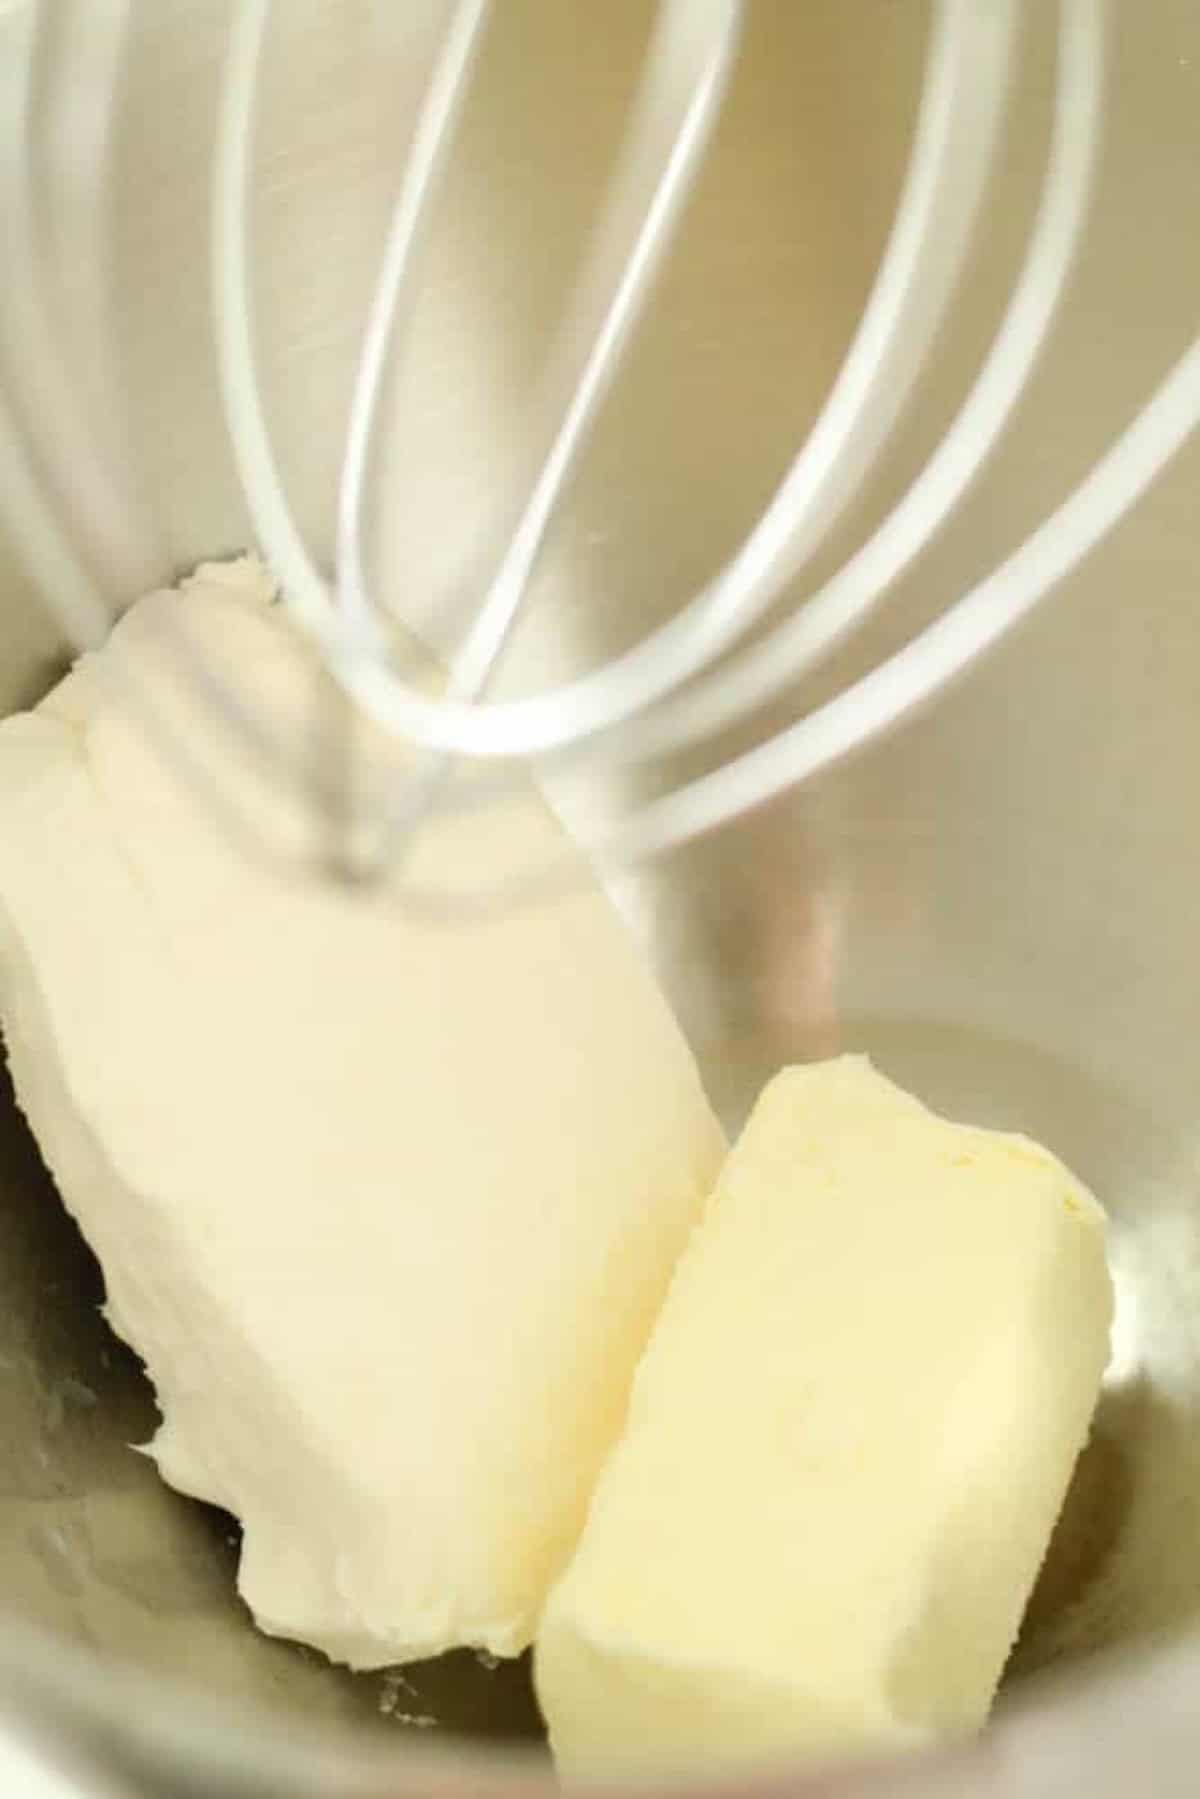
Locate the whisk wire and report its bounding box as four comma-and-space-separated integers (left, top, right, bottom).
367, 0, 744, 863
207, 0, 1200, 900
8, 0, 1199, 914
335, 0, 1020, 761
336, 0, 492, 649
569, 0, 1108, 773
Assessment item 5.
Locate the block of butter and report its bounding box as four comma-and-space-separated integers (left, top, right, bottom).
536, 1056, 1113, 1779
0, 558, 725, 1668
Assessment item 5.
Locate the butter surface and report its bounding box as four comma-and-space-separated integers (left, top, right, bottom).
536, 1056, 1113, 1778
0, 558, 726, 1668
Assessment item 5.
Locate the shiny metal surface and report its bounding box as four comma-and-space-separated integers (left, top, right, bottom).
1, 2, 1199, 1793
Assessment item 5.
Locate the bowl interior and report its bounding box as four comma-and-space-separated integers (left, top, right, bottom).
1, 0, 1199, 1787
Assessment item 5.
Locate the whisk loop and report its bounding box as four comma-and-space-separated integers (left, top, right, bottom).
6, 0, 1200, 909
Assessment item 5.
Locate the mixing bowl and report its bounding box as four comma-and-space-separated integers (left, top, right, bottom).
1, 3, 1199, 1793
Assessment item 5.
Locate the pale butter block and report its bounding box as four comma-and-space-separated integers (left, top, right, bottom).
0, 557, 725, 1669
536, 1056, 1113, 1779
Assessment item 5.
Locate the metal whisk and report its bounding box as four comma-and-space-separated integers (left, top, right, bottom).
6, 0, 1200, 908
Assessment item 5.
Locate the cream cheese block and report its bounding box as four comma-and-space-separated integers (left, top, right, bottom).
0, 557, 725, 1669
536, 1056, 1113, 1778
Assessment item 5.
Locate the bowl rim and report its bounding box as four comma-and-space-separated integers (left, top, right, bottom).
1, 1606, 1198, 1799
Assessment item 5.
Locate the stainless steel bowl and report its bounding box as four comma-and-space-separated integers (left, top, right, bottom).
1, 3, 1199, 1792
